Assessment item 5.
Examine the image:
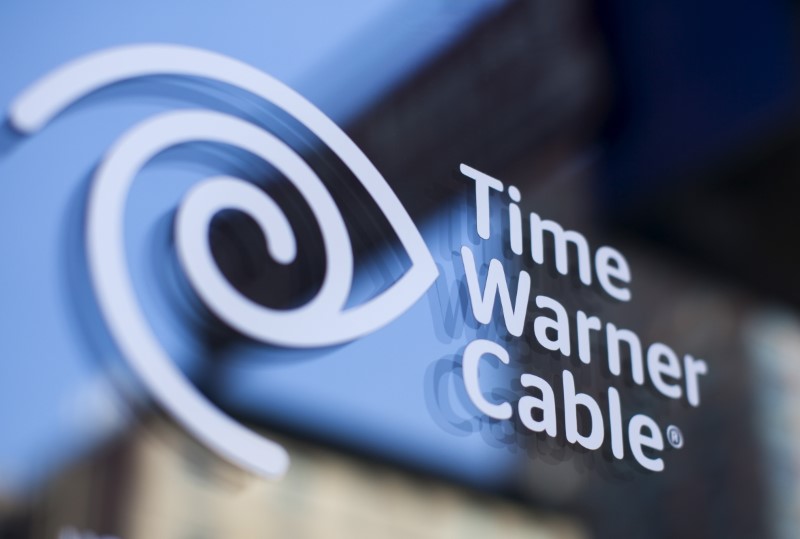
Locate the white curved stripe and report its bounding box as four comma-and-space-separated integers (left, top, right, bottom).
10, 43, 439, 345
88, 111, 302, 477
179, 177, 298, 266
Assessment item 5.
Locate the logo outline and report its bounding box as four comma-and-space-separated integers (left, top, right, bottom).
10, 43, 439, 478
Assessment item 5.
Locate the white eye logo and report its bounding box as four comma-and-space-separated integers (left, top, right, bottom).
10, 44, 439, 478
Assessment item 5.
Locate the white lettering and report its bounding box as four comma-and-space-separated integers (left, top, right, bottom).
460, 163, 503, 240
533, 295, 571, 357
628, 414, 665, 472
606, 322, 645, 385
595, 246, 632, 302
461, 246, 530, 337
684, 354, 708, 407
607, 387, 625, 459
576, 310, 601, 364
563, 370, 604, 450
462, 339, 512, 420
519, 373, 558, 436
530, 212, 593, 286
647, 342, 683, 399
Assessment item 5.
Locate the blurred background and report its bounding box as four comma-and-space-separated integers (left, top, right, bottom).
1, 1, 800, 538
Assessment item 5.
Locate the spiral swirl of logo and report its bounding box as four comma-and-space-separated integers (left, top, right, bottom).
9, 44, 439, 478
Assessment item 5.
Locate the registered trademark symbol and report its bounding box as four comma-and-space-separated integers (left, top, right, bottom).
666, 425, 684, 449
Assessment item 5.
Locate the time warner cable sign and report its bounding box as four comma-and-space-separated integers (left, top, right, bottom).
10, 44, 707, 478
